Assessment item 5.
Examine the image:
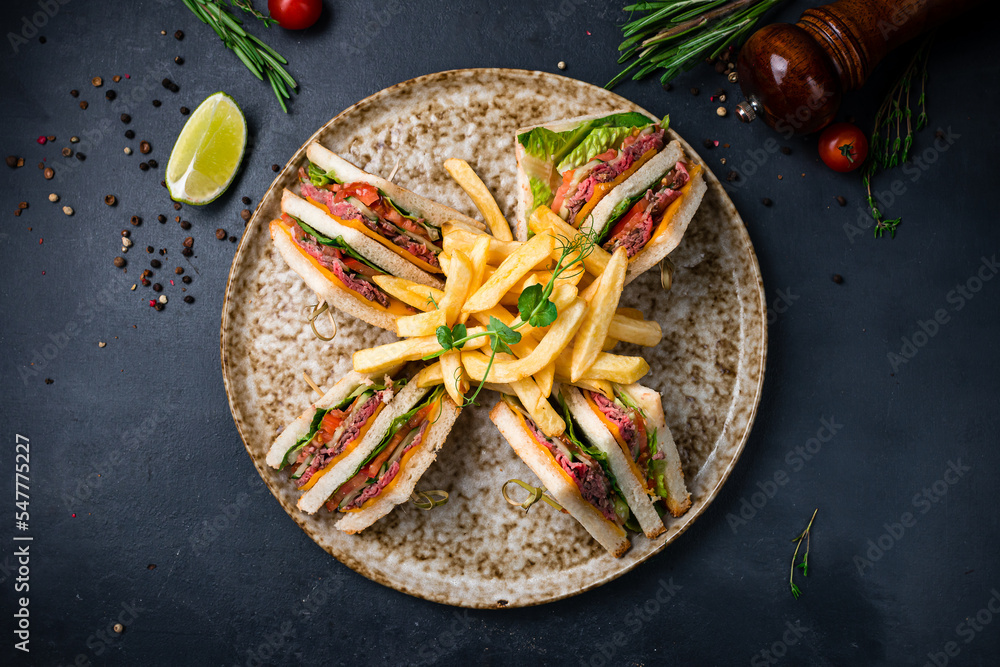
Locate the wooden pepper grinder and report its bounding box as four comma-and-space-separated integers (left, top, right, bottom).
734, 0, 982, 135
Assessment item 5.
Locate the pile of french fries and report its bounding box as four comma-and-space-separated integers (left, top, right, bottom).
351, 160, 663, 439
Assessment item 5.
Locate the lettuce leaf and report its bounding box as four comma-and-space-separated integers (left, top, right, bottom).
591, 111, 660, 129
556, 127, 634, 172
358, 385, 444, 469
307, 161, 342, 188
528, 176, 554, 214
517, 127, 572, 162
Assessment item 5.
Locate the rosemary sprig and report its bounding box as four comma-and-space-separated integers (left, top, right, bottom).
181, 0, 298, 113
608, 0, 790, 89
865, 35, 934, 239
789, 508, 817, 599
428, 232, 596, 407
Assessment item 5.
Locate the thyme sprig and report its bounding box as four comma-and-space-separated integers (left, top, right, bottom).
427, 232, 596, 407
181, 0, 298, 112
609, 0, 790, 89
789, 508, 818, 599
865, 35, 934, 239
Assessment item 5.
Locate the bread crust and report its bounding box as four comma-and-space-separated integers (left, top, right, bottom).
335, 396, 460, 534
490, 401, 630, 558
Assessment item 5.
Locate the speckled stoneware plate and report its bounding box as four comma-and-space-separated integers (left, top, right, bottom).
221, 68, 766, 609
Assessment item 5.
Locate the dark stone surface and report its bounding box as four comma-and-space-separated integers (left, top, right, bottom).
1, 1, 998, 665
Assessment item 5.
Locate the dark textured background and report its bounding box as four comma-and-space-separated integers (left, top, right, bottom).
2, 1, 998, 665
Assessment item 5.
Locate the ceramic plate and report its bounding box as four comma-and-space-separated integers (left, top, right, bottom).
221, 68, 766, 608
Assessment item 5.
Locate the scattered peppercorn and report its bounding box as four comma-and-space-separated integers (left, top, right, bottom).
181, 247, 193, 257
716, 106, 728, 117
182, 237, 194, 248
121, 113, 131, 124
139, 162, 149, 171
131, 216, 141, 226
180, 220, 191, 230
141, 277, 151, 286
174, 267, 184, 275
215, 228, 227, 240
727, 72, 739, 83
147, 159, 158, 168
61, 147, 72, 157
174, 56, 184, 65
836, 195, 846, 207
661, 82, 673, 92
557, 61, 566, 70
62, 206, 73, 216
153, 99, 161, 107
125, 129, 135, 139
702, 139, 714, 149
146, 246, 154, 254
113, 75, 121, 83
47, 135, 56, 142
76, 153, 86, 161
690, 87, 699, 96
43, 167, 54, 179
70, 136, 79, 143
154, 302, 164, 311
153, 283, 162, 292
158, 295, 167, 305
45, 378, 53, 384
180, 106, 189, 115
157, 214, 166, 223
240, 209, 251, 221
726, 170, 739, 182
150, 259, 162, 268
5, 156, 19, 168
182, 275, 192, 284
48, 193, 59, 202
241, 196, 251, 205
70, 89, 79, 97
105, 194, 117, 206
122, 237, 132, 248
113, 257, 126, 268
139, 141, 151, 155
92, 76, 103, 87
780, 146, 792, 155
105, 90, 116, 101
161, 78, 180, 93
229, 236, 237, 243
174, 30, 184, 40
184, 295, 194, 303
121, 230, 130, 238
124, 147, 132, 155
762, 197, 772, 207
173, 202, 181, 210
271, 164, 279, 172
14, 210, 21, 217
832, 274, 844, 284
79, 101, 88, 110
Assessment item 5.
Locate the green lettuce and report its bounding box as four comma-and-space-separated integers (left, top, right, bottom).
518, 127, 572, 162
556, 126, 634, 172
528, 176, 554, 214
357, 385, 443, 470
307, 161, 342, 188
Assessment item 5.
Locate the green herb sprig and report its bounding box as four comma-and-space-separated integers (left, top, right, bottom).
181, 0, 298, 113
789, 508, 818, 599
609, 0, 789, 90
865, 35, 934, 239
427, 233, 595, 407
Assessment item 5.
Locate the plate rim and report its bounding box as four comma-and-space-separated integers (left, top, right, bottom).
219, 67, 768, 608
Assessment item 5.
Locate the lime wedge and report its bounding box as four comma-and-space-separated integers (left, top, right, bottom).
166, 92, 246, 205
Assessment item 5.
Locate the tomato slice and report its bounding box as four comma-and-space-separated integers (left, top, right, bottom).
362, 402, 435, 477
343, 257, 379, 278
592, 148, 618, 162
334, 182, 381, 206
315, 410, 346, 445
551, 168, 576, 213
606, 197, 650, 242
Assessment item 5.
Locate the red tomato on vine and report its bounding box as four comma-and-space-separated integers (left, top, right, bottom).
268, 0, 321, 30
819, 123, 868, 173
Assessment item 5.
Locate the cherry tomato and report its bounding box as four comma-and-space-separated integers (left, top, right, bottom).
818, 122, 868, 173
268, 0, 321, 30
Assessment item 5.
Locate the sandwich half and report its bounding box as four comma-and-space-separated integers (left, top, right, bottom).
513, 109, 669, 239
562, 383, 691, 531
490, 393, 632, 557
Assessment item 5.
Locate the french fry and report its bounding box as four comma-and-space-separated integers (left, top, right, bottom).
462, 232, 556, 314
460, 235, 493, 324
462, 298, 587, 383
440, 350, 468, 405
394, 250, 474, 337
443, 158, 513, 241
525, 284, 579, 342
354, 327, 490, 374
511, 375, 565, 437
415, 362, 444, 387
555, 349, 650, 384
536, 361, 555, 398
443, 224, 521, 264
602, 337, 618, 352
571, 247, 628, 381
529, 205, 611, 277
608, 314, 662, 347
556, 377, 614, 399
616, 307, 644, 320
372, 275, 443, 312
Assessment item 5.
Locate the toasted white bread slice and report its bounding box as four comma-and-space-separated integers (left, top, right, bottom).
513, 108, 659, 240
306, 143, 486, 232
619, 383, 691, 517
297, 380, 431, 514
578, 140, 706, 286
266, 371, 374, 469
270, 218, 400, 333
560, 385, 665, 539
282, 189, 444, 289
335, 395, 460, 534
490, 400, 630, 558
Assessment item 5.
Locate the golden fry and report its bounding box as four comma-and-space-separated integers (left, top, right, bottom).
442, 224, 521, 264
529, 205, 611, 276
443, 158, 513, 241
460, 236, 493, 324
571, 247, 628, 381
555, 349, 649, 384
511, 375, 565, 437
440, 350, 468, 405
608, 314, 662, 347
415, 362, 444, 388
462, 233, 556, 314
536, 361, 555, 398
371, 275, 444, 312
354, 327, 489, 374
